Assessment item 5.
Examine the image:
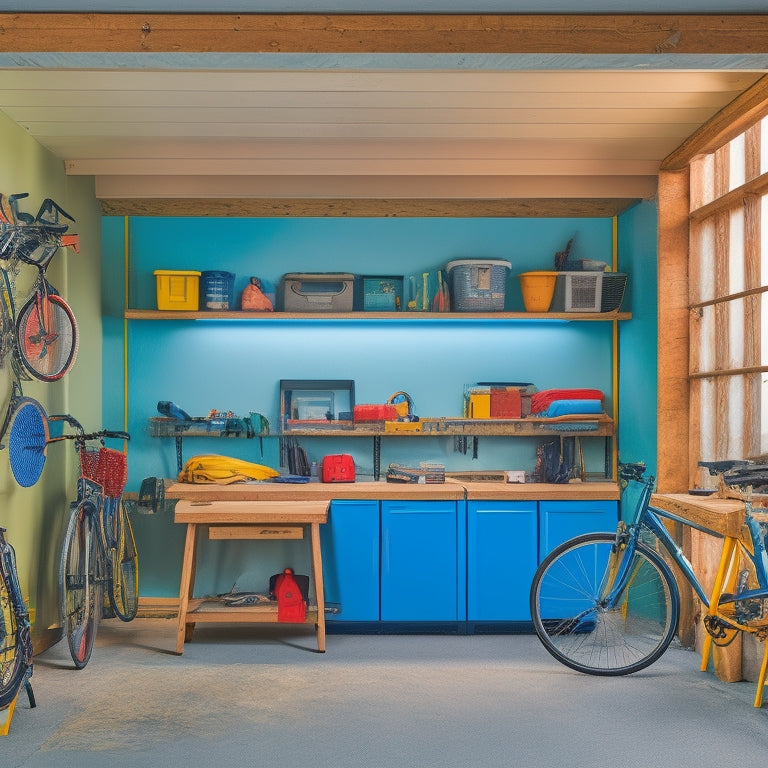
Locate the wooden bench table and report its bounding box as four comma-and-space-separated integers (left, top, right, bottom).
173, 499, 329, 655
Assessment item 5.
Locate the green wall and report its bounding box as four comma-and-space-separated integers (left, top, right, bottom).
0, 111, 103, 649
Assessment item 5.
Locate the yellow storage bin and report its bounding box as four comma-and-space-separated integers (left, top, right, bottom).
518, 271, 558, 312
468, 393, 491, 419
154, 270, 201, 311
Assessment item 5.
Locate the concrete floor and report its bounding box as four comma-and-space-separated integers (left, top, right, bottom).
4, 618, 768, 768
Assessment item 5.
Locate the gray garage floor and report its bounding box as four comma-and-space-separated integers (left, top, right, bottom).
5, 618, 768, 768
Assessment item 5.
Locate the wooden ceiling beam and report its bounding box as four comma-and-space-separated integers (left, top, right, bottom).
98, 197, 639, 218
0, 13, 766, 55
662, 75, 768, 170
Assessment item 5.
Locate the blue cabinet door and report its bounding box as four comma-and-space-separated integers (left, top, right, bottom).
538, 500, 618, 560
467, 501, 538, 621
381, 500, 460, 622
320, 500, 380, 621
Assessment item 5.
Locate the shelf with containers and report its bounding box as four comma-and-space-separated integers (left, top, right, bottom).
129, 252, 630, 485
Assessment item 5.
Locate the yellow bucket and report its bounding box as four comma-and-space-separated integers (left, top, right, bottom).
518, 271, 558, 312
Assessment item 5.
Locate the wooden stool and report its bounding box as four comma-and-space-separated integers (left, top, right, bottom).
174, 499, 329, 655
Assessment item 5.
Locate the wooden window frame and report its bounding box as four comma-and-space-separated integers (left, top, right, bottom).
658, 79, 768, 493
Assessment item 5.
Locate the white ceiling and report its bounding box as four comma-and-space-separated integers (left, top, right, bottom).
0, 7, 766, 213
0, 65, 762, 210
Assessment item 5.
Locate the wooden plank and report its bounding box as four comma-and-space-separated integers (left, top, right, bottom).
656, 169, 691, 493
176, 522, 198, 654
125, 308, 631, 321
174, 499, 329, 524
166, 480, 620, 503
208, 525, 304, 540
101, 197, 640, 219
662, 76, 768, 171
744, 185, 762, 460
186, 602, 319, 625
2, 14, 768, 55
650, 493, 745, 538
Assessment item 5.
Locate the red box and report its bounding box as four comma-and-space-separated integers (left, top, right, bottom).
354, 404, 399, 422
322, 454, 356, 482
490, 387, 522, 418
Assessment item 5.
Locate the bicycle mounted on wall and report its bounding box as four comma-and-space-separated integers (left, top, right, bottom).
0, 192, 79, 383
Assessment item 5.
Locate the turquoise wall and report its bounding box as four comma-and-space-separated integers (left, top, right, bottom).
617, 201, 659, 477
102, 212, 657, 597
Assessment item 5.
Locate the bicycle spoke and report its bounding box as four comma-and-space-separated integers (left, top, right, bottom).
531, 533, 679, 676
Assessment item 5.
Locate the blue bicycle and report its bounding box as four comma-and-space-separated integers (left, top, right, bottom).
530, 471, 768, 683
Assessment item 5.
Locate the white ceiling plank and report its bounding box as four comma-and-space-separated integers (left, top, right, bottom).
0, 69, 762, 94
42, 136, 681, 160
3, 105, 723, 126
94, 173, 659, 200
0, 87, 750, 111
64, 156, 662, 176
24, 121, 702, 139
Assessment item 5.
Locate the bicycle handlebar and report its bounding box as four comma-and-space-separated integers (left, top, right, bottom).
47, 413, 130, 444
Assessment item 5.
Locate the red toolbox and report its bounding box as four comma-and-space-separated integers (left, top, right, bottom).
354, 404, 399, 422
322, 454, 356, 482
490, 387, 522, 418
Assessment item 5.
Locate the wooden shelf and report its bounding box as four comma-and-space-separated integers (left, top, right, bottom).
150, 415, 614, 439
125, 309, 630, 321
184, 598, 320, 625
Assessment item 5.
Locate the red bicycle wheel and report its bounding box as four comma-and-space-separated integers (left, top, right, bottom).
15, 291, 78, 382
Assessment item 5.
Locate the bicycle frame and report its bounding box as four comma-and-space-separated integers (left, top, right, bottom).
604, 485, 768, 624
0, 527, 35, 710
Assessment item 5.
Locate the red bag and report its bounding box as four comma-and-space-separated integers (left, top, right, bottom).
240, 276, 273, 312
273, 568, 307, 623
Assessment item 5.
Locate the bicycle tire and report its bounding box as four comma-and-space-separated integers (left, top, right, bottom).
7, 396, 48, 488
60, 502, 103, 669
15, 290, 78, 382
0, 558, 25, 708
106, 499, 139, 622
530, 532, 680, 676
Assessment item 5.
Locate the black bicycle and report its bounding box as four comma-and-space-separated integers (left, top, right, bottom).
0, 526, 36, 711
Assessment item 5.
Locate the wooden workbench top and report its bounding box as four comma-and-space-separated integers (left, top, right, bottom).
650, 493, 746, 538
174, 498, 329, 524
166, 480, 620, 503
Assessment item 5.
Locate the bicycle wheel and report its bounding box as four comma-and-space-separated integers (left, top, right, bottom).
0, 560, 25, 708
60, 502, 103, 669
15, 289, 78, 382
106, 499, 139, 622
530, 532, 680, 676
7, 396, 48, 487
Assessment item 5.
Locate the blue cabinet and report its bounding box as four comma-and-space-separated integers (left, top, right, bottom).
380, 500, 463, 622
320, 496, 617, 631
538, 500, 618, 560
320, 500, 380, 622
467, 500, 538, 622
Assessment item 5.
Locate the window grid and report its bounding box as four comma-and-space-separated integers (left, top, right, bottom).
689, 116, 767, 461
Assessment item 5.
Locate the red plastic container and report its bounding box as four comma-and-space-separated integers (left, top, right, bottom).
353, 404, 399, 422
322, 454, 356, 482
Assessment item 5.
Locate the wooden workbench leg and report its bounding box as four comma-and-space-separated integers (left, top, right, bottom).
310, 522, 326, 653
175, 523, 198, 655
